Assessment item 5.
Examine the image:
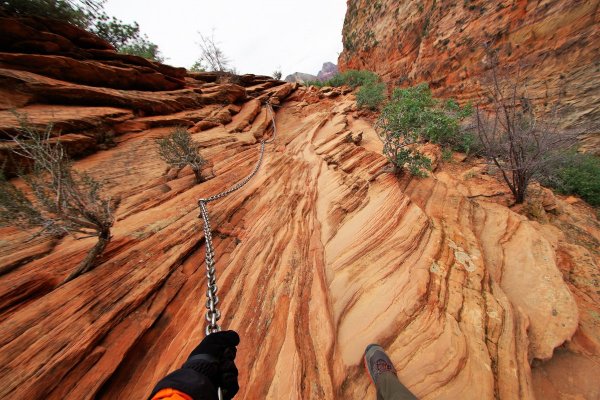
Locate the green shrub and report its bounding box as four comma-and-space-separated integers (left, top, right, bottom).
119, 40, 164, 62
418, 96, 472, 150
376, 83, 471, 175
396, 148, 432, 177
539, 152, 600, 206
356, 82, 386, 110
156, 127, 207, 184
306, 70, 379, 88
189, 60, 206, 72
304, 70, 386, 111
325, 74, 346, 87
305, 79, 326, 88
442, 147, 453, 161
335, 70, 378, 88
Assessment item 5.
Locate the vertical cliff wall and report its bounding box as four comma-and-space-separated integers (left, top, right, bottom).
338, 0, 600, 151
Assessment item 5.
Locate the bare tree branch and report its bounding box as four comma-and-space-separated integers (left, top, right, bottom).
475, 50, 579, 203
195, 30, 231, 73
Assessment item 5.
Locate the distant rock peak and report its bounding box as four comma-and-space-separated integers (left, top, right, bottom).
317, 62, 338, 82
285, 62, 338, 83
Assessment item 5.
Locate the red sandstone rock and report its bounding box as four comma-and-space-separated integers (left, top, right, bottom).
0, 105, 133, 137
339, 0, 600, 152
0, 132, 97, 176
113, 106, 221, 133
227, 99, 261, 133
1, 87, 599, 400
0, 68, 245, 115
0, 16, 186, 84
0, 53, 185, 91
0, 16, 113, 54
0, 12, 598, 400
189, 120, 220, 133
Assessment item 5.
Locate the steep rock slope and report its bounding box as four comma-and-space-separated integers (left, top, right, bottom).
338, 0, 600, 152
0, 15, 599, 400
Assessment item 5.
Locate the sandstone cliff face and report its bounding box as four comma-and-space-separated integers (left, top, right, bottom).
0, 15, 599, 400
338, 0, 600, 153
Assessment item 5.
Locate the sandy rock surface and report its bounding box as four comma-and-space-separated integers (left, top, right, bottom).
0, 12, 599, 400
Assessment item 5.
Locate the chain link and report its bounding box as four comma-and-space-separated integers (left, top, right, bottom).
198, 102, 277, 336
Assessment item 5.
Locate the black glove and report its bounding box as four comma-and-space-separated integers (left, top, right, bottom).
149, 330, 240, 400
186, 330, 240, 399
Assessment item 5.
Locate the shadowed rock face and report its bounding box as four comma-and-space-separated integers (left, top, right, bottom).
0, 14, 600, 400
338, 0, 600, 153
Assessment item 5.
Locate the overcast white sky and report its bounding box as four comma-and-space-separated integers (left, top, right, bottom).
104, 0, 347, 77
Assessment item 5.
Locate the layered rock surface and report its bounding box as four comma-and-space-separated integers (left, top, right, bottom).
338, 0, 600, 153
0, 14, 599, 400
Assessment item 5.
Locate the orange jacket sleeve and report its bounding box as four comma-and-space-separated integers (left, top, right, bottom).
151, 388, 193, 400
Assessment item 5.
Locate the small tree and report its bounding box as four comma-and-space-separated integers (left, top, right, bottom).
189, 60, 206, 72
156, 127, 207, 183
92, 14, 164, 62
119, 39, 164, 62
376, 83, 471, 176
0, 119, 118, 282
93, 15, 141, 49
272, 69, 282, 80
193, 30, 231, 73
475, 52, 578, 204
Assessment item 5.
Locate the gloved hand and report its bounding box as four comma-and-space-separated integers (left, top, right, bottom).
149, 330, 240, 400
184, 330, 240, 400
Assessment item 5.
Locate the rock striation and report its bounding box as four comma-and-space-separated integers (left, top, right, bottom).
338, 0, 600, 152
0, 13, 599, 400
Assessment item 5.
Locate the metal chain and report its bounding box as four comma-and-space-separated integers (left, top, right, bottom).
198, 102, 277, 336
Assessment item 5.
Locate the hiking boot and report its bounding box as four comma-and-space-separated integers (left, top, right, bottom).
364, 344, 397, 384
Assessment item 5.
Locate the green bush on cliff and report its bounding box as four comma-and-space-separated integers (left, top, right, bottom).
119, 40, 164, 63
376, 83, 472, 176
93, 14, 164, 62
305, 70, 379, 89
334, 70, 378, 87
356, 82, 386, 110
538, 152, 600, 207
306, 70, 386, 110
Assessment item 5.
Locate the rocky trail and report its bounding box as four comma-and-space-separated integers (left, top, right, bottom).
0, 14, 600, 400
